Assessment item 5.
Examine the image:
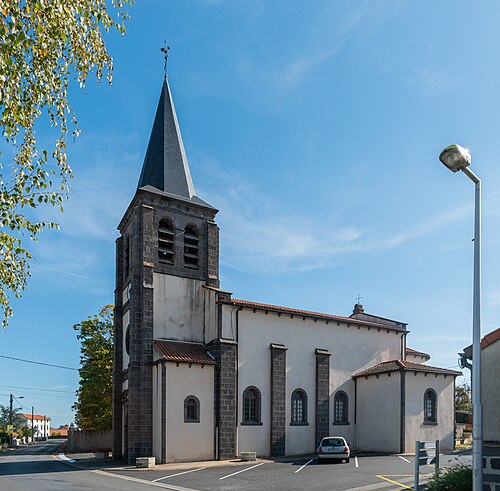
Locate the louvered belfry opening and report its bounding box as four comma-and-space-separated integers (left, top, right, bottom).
183, 225, 199, 269
158, 219, 175, 264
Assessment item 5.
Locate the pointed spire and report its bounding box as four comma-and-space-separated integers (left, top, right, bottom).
138, 78, 196, 199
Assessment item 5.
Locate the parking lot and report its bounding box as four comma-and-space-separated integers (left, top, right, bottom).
101, 450, 472, 491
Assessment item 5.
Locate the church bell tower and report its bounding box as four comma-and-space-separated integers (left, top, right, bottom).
112, 75, 220, 462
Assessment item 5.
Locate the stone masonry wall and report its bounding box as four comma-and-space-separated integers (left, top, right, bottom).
315, 349, 331, 446
484, 443, 500, 491
112, 236, 124, 460
208, 339, 237, 459
270, 344, 287, 457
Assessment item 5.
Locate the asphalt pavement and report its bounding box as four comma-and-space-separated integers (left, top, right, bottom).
0, 439, 472, 491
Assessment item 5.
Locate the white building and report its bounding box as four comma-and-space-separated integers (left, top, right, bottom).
112, 77, 461, 464
21, 413, 50, 439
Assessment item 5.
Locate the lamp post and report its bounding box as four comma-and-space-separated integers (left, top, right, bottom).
9, 394, 24, 448
439, 143, 482, 491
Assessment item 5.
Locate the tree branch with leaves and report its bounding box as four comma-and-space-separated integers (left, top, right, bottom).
0, 0, 131, 328
73, 305, 114, 431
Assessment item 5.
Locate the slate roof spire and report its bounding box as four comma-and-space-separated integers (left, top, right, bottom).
137, 77, 196, 199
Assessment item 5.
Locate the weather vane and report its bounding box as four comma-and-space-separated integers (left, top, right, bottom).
160, 40, 170, 78
356, 294, 363, 304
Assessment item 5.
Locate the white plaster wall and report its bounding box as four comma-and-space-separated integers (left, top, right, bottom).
406, 354, 428, 364
165, 363, 214, 462
356, 374, 401, 453
203, 289, 218, 343
405, 373, 455, 452
236, 308, 403, 456
123, 309, 130, 369
482, 341, 500, 441
153, 274, 205, 342
152, 364, 162, 462
221, 306, 237, 340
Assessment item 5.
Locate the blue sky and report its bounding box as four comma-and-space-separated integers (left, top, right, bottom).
2, 0, 499, 426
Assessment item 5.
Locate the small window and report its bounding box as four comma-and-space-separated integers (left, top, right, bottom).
291, 389, 308, 424
158, 219, 175, 264
424, 389, 437, 424
242, 386, 261, 424
184, 396, 200, 423
334, 391, 349, 424
184, 225, 199, 269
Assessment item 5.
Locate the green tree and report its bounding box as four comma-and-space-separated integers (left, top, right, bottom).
0, 403, 28, 432
0, 0, 131, 328
73, 305, 114, 431
455, 382, 472, 412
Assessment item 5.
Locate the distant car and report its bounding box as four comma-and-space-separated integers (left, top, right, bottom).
317, 436, 350, 463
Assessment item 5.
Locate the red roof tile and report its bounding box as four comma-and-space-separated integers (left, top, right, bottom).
230, 299, 405, 331
21, 414, 49, 421
481, 327, 500, 349
154, 340, 215, 365
353, 360, 461, 378
406, 347, 430, 359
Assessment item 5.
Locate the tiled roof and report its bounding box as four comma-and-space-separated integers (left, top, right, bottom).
463, 327, 500, 358
21, 414, 49, 421
353, 360, 461, 378
481, 327, 500, 349
231, 299, 405, 331
154, 340, 215, 365
406, 347, 430, 359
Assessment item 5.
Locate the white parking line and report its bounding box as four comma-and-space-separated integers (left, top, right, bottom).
219, 462, 264, 480
398, 456, 411, 463
153, 467, 206, 482
58, 453, 76, 463
355, 456, 359, 468
294, 459, 313, 474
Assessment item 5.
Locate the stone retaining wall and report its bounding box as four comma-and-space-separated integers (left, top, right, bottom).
67, 429, 113, 453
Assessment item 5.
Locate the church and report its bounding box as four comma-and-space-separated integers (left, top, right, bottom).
112, 76, 460, 464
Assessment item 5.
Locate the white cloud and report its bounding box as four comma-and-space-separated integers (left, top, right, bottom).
194, 155, 470, 275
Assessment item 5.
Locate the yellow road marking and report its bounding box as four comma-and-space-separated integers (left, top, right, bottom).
375, 475, 412, 489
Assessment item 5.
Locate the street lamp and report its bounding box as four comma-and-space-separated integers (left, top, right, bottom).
439, 143, 482, 491
9, 394, 24, 448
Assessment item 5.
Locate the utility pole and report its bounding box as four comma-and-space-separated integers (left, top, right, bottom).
43, 415, 46, 440
31, 407, 34, 444
9, 394, 13, 448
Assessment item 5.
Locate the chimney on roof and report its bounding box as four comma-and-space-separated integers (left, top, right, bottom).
353, 303, 364, 315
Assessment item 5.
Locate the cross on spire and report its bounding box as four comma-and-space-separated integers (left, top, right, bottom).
356, 294, 363, 304
160, 40, 170, 78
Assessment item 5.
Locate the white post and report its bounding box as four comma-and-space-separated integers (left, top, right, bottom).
414, 441, 420, 491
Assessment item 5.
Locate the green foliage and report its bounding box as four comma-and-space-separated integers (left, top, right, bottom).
455, 383, 472, 412
73, 305, 114, 431
0, 403, 28, 432
426, 464, 472, 491
0, 0, 131, 328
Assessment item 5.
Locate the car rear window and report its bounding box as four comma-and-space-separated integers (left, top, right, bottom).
321, 438, 345, 446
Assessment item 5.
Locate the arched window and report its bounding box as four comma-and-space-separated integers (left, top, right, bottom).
291, 389, 308, 424
184, 395, 200, 423
158, 219, 175, 264
242, 386, 261, 424
184, 225, 199, 269
424, 389, 437, 424
334, 391, 349, 424
125, 325, 130, 356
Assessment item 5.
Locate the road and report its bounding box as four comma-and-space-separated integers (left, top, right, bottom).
0, 440, 156, 491
0, 440, 472, 491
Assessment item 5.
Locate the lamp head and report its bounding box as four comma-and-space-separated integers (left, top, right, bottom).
439, 144, 471, 172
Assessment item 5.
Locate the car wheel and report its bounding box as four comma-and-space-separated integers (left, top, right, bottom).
345, 458, 350, 463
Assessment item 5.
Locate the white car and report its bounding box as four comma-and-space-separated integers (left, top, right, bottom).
317, 436, 350, 463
